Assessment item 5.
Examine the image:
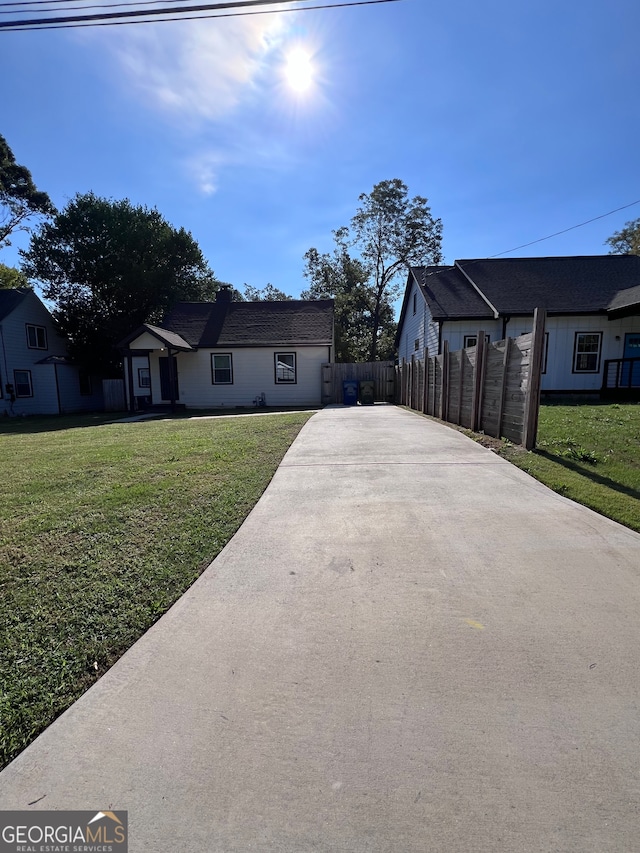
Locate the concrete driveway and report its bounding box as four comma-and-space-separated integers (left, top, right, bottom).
2, 405, 640, 852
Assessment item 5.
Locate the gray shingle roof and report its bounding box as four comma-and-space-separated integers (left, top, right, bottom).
162, 300, 334, 347
413, 255, 640, 319
413, 266, 494, 320
606, 284, 640, 318
0, 288, 29, 321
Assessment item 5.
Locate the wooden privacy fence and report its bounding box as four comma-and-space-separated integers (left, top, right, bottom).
322, 361, 395, 404
396, 309, 546, 449
102, 378, 126, 412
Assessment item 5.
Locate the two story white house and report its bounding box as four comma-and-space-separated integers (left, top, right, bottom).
118, 287, 334, 411
396, 255, 640, 394
0, 288, 103, 415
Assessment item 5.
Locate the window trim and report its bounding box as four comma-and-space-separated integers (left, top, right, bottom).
274, 352, 297, 384
572, 332, 602, 374
211, 352, 233, 385
26, 324, 47, 350
463, 334, 491, 348
138, 367, 151, 389
14, 369, 33, 398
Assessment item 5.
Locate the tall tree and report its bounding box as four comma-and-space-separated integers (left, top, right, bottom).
303, 180, 442, 361
0, 133, 53, 249
0, 263, 32, 290
21, 192, 218, 375
243, 283, 293, 301
606, 217, 640, 255
302, 242, 394, 362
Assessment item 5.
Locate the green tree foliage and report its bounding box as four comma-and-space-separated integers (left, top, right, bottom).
0, 133, 53, 249
0, 263, 32, 290
303, 179, 443, 361
21, 192, 218, 375
243, 283, 293, 301
302, 243, 394, 362
606, 217, 640, 256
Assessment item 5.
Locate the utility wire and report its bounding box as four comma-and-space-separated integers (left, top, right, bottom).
421, 197, 640, 283
0, 0, 401, 28
488, 199, 640, 258
0, 0, 222, 14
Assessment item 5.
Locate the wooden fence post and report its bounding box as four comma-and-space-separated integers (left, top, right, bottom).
496, 337, 512, 439
422, 348, 429, 413
409, 354, 415, 409
470, 331, 485, 432
523, 308, 546, 450
441, 340, 450, 421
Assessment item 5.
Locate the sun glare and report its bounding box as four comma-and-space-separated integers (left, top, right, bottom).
284, 48, 315, 93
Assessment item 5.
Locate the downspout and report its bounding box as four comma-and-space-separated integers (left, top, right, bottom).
502, 316, 510, 340
438, 322, 443, 356
169, 348, 177, 412
125, 351, 135, 413
53, 362, 62, 414
0, 325, 8, 390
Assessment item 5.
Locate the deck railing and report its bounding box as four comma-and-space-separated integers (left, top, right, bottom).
602, 357, 640, 391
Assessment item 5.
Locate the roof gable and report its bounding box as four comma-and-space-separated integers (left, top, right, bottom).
0, 288, 30, 321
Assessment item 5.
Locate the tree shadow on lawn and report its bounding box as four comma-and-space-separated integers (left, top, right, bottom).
0, 412, 119, 436
0, 407, 320, 436
535, 449, 640, 503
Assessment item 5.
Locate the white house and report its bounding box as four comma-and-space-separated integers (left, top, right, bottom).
118, 287, 335, 411
396, 255, 640, 394
0, 288, 103, 415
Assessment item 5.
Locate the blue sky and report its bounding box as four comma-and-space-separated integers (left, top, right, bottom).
2, 0, 639, 306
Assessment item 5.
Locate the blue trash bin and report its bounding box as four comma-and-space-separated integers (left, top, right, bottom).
343, 380, 359, 406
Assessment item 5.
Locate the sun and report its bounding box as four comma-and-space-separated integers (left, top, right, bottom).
284, 48, 315, 93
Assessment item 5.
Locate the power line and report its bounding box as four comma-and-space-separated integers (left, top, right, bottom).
422, 197, 640, 281
0, 0, 213, 15
0, 0, 402, 29
488, 198, 640, 258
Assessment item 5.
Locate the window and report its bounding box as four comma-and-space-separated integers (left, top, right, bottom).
412, 293, 417, 315
79, 371, 92, 396
14, 370, 33, 397
275, 352, 296, 383
212, 353, 233, 384
573, 332, 602, 373
26, 324, 47, 350
464, 334, 490, 348
138, 367, 151, 388
414, 338, 420, 351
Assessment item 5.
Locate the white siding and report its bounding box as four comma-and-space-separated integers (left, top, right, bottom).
0, 292, 66, 415
441, 320, 502, 353
397, 279, 439, 362
442, 315, 640, 392
148, 346, 330, 408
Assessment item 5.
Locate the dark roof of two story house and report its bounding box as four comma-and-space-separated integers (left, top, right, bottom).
398, 255, 640, 342
119, 295, 335, 351
0, 288, 30, 321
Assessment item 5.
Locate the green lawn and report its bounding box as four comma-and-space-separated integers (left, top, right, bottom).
494, 401, 640, 533
0, 411, 313, 769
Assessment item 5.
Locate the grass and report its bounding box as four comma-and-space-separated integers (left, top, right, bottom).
0, 411, 313, 769
476, 401, 640, 533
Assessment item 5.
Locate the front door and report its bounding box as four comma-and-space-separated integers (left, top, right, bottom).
621, 333, 640, 387
159, 356, 179, 401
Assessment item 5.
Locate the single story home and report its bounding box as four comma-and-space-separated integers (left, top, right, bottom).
118, 286, 334, 410
395, 255, 640, 393
0, 288, 103, 415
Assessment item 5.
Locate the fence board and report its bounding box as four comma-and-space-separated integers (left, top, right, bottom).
395, 322, 545, 446
322, 361, 395, 404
